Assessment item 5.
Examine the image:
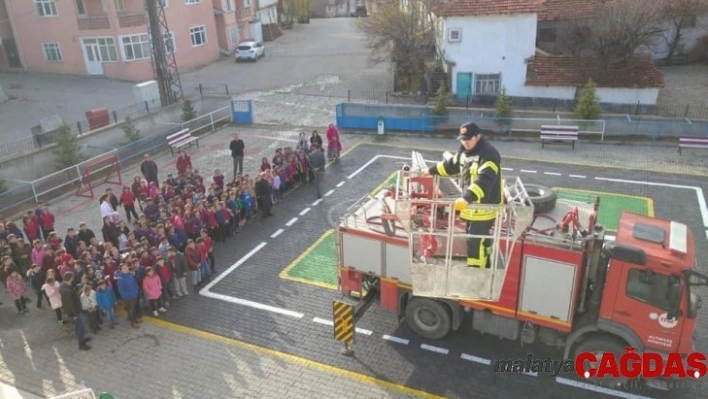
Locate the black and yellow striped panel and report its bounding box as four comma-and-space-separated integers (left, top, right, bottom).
332, 300, 355, 344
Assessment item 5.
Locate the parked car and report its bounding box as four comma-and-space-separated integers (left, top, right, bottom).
235, 41, 265, 62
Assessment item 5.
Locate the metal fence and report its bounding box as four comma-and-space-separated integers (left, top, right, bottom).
0, 104, 231, 215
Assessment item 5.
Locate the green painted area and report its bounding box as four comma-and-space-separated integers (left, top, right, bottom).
554, 188, 653, 231
285, 232, 338, 287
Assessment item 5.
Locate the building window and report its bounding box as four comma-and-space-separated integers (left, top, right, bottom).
538, 28, 557, 43
225, 0, 234, 11
229, 26, 239, 45
626, 269, 678, 312
84, 37, 118, 61
42, 42, 63, 62
35, 0, 58, 16
475, 74, 501, 94
164, 32, 176, 54
190, 25, 207, 47
447, 28, 461, 43
186, 0, 200, 4
245, 0, 251, 7
114, 0, 125, 11
121, 34, 151, 61
76, 0, 86, 16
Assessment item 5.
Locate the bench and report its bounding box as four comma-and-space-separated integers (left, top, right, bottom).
678, 136, 708, 155
166, 128, 199, 156
540, 125, 579, 150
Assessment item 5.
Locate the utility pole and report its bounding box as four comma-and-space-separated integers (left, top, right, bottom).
145, 0, 183, 107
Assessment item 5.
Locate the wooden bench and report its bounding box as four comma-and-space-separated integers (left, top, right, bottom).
540, 125, 579, 150
166, 128, 199, 156
678, 136, 708, 155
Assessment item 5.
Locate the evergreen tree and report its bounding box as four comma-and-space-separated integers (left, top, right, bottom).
574, 80, 602, 120
53, 124, 84, 170
430, 85, 449, 124
181, 99, 197, 122
122, 116, 141, 142
495, 86, 513, 133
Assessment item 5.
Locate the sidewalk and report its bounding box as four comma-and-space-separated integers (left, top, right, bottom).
0, 382, 44, 399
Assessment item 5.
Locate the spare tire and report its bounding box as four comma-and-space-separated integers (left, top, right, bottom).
524, 184, 557, 213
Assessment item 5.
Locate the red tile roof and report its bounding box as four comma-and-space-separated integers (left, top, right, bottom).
537, 0, 599, 21
525, 55, 665, 88
435, 0, 542, 17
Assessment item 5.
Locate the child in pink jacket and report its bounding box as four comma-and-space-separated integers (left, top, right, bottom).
6, 270, 29, 314
142, 267, 167, 317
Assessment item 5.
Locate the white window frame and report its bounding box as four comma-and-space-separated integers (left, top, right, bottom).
164, 32, 176, 54
82, 37, 119, 62
114, 0, 125, 11
447, 28, 461, 43
120, 33, 152, 62
229, 26, 239, 45
185, 0, 200, 4
42, 42, 63, 62
475, 74, 502, 94
225, 0, 234, 12
35, 0, 58, 17
158, 0, 169, 7
76, 0, 86, 16
245, 0, 251, 8
189, 25, 207, 47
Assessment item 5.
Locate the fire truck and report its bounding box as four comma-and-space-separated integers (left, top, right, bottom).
332, 151, 707, 390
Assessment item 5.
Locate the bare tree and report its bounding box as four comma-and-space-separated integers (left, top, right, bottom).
356, 0, 435, 91
559, 25, 593, 57
587, 0, 667, 66
662, 0, 708, 63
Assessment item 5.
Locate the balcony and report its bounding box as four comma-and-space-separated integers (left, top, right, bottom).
118, 11, 147, 28
77, 14, 110, 30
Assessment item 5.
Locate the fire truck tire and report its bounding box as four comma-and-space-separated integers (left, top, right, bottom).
524, 184, 557, 213
405, 298, 452, 340
573, 335, 630, 388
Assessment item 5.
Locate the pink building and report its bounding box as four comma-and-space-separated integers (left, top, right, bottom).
212, 0, 255, 54
0, 0, 222, 81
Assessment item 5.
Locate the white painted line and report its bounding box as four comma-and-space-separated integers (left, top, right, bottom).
324, 189, 335, 197
312, 198, 323, 206
286, 217, 298, 226
501, 167, 514, 171
382, 335, 409, 345
312, 317, 373, 335
250, 134, 299, 143
544, 172, 562, 176
522, 371, 538, 377
348, 156, 380, 179
299, 207, 311, 216
336, 181, 345, 188
202, 242, 267, 291
460, 353, 491, 365
420, 344, 449, 355
270, 229, 284, 238
555, 377, 654, 399
568, 174, 586, 179
201, 290, 305, 319
520, 169, 537, 174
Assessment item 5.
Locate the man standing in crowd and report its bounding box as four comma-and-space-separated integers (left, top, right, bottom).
229, 133, 245, 178
59, 272, 91, 350
140, 154, 159, 186
309, 147, 326, 199
255, 173, 273, 218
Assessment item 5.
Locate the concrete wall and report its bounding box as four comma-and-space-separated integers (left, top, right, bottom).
596, 88, 660, 106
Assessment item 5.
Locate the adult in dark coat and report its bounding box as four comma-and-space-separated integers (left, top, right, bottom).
140, 154, 159, 186
59, 272, 91, 350
255, 174, 273, 218
309, 147, 326, 198
229, 133, 245, 178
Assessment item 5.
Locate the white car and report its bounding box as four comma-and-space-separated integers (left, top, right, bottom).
235, 41, 265, 62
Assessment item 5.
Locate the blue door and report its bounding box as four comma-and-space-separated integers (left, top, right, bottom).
456, 73, 473, 102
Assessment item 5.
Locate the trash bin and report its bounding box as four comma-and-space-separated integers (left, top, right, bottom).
376, 115, 386, 140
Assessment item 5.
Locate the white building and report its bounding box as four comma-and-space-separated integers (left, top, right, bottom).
257, 0, 279, 24
434, 0, 665, 106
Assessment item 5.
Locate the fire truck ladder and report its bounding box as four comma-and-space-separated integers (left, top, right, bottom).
394, 151, 535, 301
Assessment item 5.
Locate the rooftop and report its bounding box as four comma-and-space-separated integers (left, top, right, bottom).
525, 54, 665, 88
435, 0, 542, 18
537, 0, 598, 21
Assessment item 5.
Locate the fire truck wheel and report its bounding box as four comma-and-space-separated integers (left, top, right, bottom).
405, 298, 452, 340
573, 335, 631, 389
523, 184, 557, 213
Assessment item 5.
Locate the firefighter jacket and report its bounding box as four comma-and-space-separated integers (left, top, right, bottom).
427, 137, 502, 222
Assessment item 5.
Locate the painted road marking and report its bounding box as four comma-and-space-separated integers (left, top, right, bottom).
271, 229, 284, 238
336, 181, 346, 187
299, 208, 311, 216
420, 344, 449, 355
312, 317, 373, 335
502, 168, 514, 171
520, 169, 537, 174
460, 353, 491, 365
555, 377, 654, 399
382, 335, 410, 345
286, 217, 298, 226
569, 174, 586, 178
324, 189, 335, 197
522, 371, 539, 377
544, 172, 561, 176
312, 198, 323, 206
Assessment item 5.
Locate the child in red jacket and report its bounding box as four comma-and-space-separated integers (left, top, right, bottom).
120, 186, 139, 223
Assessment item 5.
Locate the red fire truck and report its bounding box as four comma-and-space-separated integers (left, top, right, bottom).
333, 151, 706, 390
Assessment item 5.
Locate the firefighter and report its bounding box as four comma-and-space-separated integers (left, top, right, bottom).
422, 122, 502, 268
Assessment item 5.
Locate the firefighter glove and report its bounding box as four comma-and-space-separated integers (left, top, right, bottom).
454, 198, 468, 212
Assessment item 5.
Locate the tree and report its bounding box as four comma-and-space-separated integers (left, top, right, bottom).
494, 87, 513, 133
430, 85, 449, 124
356, 0, 435, 91
662, 0, 708, 64
574, 80, 602, 120
53, 124, 84, 170
122, 116, 141, 142
585, 0, 666, 66
181, 99, 197, 122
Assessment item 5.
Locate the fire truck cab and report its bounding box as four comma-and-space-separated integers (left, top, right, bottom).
334, 151, 707, 389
